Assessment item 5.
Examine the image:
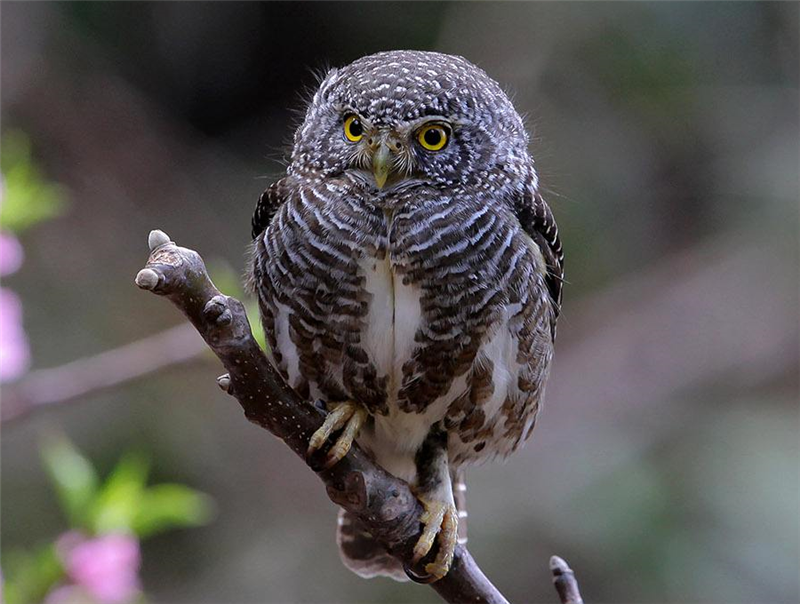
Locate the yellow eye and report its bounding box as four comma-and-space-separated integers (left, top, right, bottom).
417, 124, 449, 151
344, 115, 364, 142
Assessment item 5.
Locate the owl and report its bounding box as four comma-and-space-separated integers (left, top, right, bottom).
249, 50, 563, 583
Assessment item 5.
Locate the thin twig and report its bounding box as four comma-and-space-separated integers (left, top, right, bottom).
550, 556, 584, 604
134, 229, 581, 604
1, 323, 206, 424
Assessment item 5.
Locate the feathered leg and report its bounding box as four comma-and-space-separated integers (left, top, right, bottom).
405, 426, 458, 583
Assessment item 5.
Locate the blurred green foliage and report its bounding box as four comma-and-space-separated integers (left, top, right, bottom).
41, 435, 214, 540
2, 435, 214, 604
41, 434, 100, 529
1, 131, 68, 233
2, 544, 63, 604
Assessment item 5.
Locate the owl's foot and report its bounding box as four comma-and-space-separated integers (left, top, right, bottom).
405, 499, 458, 583
307, 401, 367, 469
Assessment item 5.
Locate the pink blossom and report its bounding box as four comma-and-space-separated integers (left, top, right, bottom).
0, 226, 29, 382
0, 288, 30, 381
57, 533, 141, 604
0, 232, 23, 276
44, 585, 89, 604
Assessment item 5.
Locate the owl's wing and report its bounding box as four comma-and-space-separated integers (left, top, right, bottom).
512, 188, 565, 319
251, 177, 293, 239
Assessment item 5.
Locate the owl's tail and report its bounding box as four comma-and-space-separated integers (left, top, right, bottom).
336, 509, 409, 581
336, 470, 468, 582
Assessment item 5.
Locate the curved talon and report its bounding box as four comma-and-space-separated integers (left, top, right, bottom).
306, 401, 367, 468
410, 500, 458, 582
403, 562, 437, 584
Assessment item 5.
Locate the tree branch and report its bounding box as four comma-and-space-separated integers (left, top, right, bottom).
1, 323, 206, 424
550, 556, 584, 604
134, 229, 581, 604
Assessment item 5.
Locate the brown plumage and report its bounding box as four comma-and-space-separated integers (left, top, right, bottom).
249, 50, 562, 582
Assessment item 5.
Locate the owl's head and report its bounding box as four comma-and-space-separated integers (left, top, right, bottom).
290, 50, 531, 192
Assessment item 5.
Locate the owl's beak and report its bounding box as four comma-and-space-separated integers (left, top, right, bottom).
371, 143, 391, 190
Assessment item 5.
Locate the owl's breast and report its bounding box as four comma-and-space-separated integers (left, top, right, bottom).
256, 181, 553, 475
359, 252, 421, 403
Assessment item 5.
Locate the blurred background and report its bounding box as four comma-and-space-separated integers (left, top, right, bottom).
2, 2, 798, 603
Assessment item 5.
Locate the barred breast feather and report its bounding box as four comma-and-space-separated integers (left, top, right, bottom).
250, 171, 562, 479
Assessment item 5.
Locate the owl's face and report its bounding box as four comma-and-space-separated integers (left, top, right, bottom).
290, 51, 531, 193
